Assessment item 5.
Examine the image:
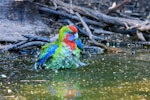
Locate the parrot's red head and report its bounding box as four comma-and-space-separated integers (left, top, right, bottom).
68, 25, 78, 33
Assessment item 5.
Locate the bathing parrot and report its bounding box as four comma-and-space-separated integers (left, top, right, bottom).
35, 25, 85, 70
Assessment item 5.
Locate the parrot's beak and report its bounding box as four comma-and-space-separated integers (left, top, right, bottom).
74, 33, 78, 39
68, 33, 78, 41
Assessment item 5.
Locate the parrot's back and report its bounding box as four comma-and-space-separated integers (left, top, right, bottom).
37, 42, 81, 70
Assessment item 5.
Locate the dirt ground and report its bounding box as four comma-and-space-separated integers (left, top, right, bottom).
0, 0, 50, 43
0, 18, 50, 42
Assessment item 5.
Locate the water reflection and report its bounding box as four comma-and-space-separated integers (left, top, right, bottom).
48, 81, 81, 100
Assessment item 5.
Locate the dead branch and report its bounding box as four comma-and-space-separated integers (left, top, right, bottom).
75, 12, 93, 40
104, 0, 130, 14
16, 41, 46, 49
52, 0, 150, 32
38, 5, 104, 27
52, 0, 99, 20
2, 40, 28, 51
136, 31, 146, 41
75, 12, 109, 50
89, 26, 116, 35
22, 34, 58, 42
2, 34, 59, 51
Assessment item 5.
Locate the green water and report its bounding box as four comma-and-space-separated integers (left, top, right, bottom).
0, 50, 150, 100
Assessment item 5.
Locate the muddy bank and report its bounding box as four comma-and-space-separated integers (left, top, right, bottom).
0, 0, 50, 43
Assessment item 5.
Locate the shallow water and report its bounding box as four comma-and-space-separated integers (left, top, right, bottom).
0, 50, 150, 100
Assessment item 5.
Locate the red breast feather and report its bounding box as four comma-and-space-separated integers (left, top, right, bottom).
63, 34, 76, 50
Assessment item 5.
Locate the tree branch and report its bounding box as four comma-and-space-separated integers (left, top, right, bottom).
104, 0, 130, 14
52, 0, 150, 32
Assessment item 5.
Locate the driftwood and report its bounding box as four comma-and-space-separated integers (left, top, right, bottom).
1, 35, 58, 51
75, 12, 108, 49
1, 0, 150, 53
38, 6, 104, 27
52, 0, 150, 41
103, 0, 130, 14
52, 0, 150, 31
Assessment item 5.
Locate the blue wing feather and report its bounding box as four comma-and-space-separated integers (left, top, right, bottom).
75, 39, 83, 50
38, 45, 58, 66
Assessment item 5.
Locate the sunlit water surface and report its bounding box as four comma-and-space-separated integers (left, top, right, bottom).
0, 50, 150, 100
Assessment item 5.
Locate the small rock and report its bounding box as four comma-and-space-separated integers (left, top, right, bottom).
7, 89, 12, 93
0, 74, 7, 78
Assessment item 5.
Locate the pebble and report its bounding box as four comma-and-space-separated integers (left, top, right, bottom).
0, 74, 7, 78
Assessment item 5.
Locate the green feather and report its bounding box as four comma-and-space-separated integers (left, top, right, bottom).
58, 25, 73, 41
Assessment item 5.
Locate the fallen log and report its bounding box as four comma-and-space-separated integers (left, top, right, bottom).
16, 41, 45, 50
22, 34, 58, 42
38, 5, 104, 27
36, 1, 150, 44
52, 0, 150, 32
1, 34, 57, 51
2, 40, 28, 51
